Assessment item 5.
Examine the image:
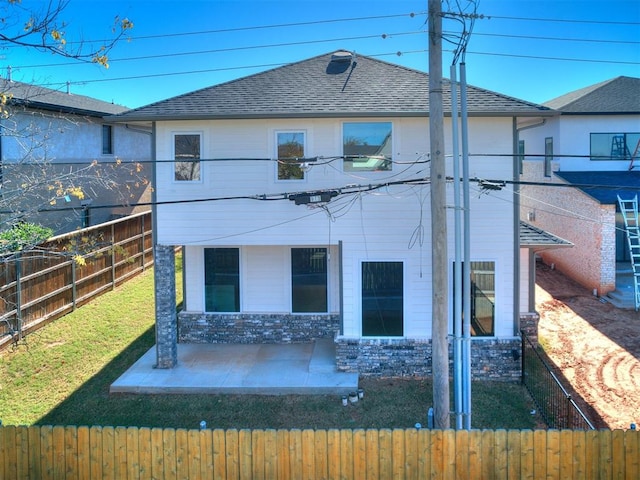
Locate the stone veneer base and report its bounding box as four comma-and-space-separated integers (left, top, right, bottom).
177, 312, 534, 380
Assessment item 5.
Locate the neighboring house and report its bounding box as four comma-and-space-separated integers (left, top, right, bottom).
0, 78, 152, 235
111, 50, 558, 379
518, 76, 640, 308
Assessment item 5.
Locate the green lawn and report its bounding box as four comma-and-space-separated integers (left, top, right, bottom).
0, 262, 539, 430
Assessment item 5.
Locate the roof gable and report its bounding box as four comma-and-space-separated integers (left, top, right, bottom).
112, 51, 552, 121
544, 76, 640, 114
0, 79, 128, 116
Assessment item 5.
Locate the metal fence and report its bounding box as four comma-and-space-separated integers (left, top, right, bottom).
521, 330, 595, 430
0, 212, 153, 350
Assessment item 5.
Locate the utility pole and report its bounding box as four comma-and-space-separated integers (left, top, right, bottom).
428, 0, 450, 429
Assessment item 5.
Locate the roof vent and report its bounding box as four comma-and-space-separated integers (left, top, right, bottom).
331, 51, 353, 63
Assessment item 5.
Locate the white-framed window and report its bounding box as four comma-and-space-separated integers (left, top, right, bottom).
343, 122, 392, 172
276, 131, 306, 180
173, 132, 202, 181
361, 260, 403, 337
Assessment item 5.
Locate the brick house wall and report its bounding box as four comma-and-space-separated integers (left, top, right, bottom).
520, 161, 616, 295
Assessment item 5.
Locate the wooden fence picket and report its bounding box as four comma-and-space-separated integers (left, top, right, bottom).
0, 426, 637, 479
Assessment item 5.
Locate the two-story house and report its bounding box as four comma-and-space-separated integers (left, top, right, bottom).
0, 78, 152, 235
519, 76, 640, 308
111, 50, 557, 380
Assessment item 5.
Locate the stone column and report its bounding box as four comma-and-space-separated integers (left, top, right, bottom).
154, 244, 177, 368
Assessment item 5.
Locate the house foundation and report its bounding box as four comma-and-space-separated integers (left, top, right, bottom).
178, 312, 340, 344
334, 337, 523, 380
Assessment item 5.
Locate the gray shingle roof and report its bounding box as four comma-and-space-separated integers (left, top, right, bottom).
0, 79, 128, 116
520, 221, 573, 250
111, 51, 553, 122
544, 76, 640, 114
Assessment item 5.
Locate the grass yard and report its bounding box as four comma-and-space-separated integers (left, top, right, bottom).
0, 260, 539, 430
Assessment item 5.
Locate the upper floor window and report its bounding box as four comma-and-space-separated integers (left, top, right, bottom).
102, 125, 113, 155
277, 131, 305, 180
544, 137, 553, 177
343, 122, 392, 172
518, 139, 525, 175
590, 132, 640, 160
174, 133, 201, 181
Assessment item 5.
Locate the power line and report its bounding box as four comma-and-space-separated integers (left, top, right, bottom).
481, 14, 640, 26
20, 174, 638, 215
12, 30, 426, 69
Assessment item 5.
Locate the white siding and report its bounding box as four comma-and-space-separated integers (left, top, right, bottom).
519, 114, 640, 172
160, 116, 518, 339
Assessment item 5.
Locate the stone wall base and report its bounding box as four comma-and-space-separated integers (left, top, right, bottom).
178, 312, 339, 344
335, 337, 523, 381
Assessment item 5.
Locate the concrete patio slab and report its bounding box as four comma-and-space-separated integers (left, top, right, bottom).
110, 340, 359, 395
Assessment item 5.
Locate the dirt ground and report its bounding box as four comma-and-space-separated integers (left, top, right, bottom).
535, 262, 640, 430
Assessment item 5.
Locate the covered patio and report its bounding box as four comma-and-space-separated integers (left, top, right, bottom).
110, 339, 359, 396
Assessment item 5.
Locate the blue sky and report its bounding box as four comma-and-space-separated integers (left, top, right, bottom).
4, 0, 639, 109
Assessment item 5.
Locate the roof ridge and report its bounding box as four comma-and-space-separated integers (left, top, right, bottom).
543, 76, 622, 110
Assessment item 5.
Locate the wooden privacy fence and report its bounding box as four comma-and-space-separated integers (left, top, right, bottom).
0, 212, 153, 350
0, 426, 638, 479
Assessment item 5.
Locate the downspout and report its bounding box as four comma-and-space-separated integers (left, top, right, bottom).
514, 118, 547, 331
339, 240, 344, 336
512, 117, 521, 335
151, 121, 161, 353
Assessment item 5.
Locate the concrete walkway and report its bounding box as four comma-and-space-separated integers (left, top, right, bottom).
110, 339, 359, 395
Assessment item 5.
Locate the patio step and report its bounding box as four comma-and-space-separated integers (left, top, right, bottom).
605, 285, 637, 309
309, 338, 337, 373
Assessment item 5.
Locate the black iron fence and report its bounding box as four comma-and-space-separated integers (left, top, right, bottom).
521, 330, 595, 430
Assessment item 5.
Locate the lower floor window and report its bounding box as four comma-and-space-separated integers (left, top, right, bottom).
291, 247, 328, 313
362, 261, 403, 336
453, 261, 495, 336
205, 248, 240, 312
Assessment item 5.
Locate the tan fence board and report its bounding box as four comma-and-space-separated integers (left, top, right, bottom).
312, 428, 327, 480
454, 429, 469, 480
186, 429, 202, 480
101, 426, 115, 480
52, 425, 67, 479
212, 429, 227, 480
238, 429, 253, 480
199, 430, 213, 480
378, 428, 393, 480
339, 429, 353, 479
137, 427, 152, 480
598, 429, 612, 479
262, 429, 278, 480
326, 429, 341, 480
301, 429, 316, 480
1, 426, 639, 479
466, 430, 482, 480
16, 426, 29, 480
114, 426, 128, 480
174, 428, 189, 480
289, 429, 303, 479
624, 430, 639, 480
507, 429, 521, 480
150, 427, 165, 480
351, 429, 366, 480
224, 429, 239, 480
